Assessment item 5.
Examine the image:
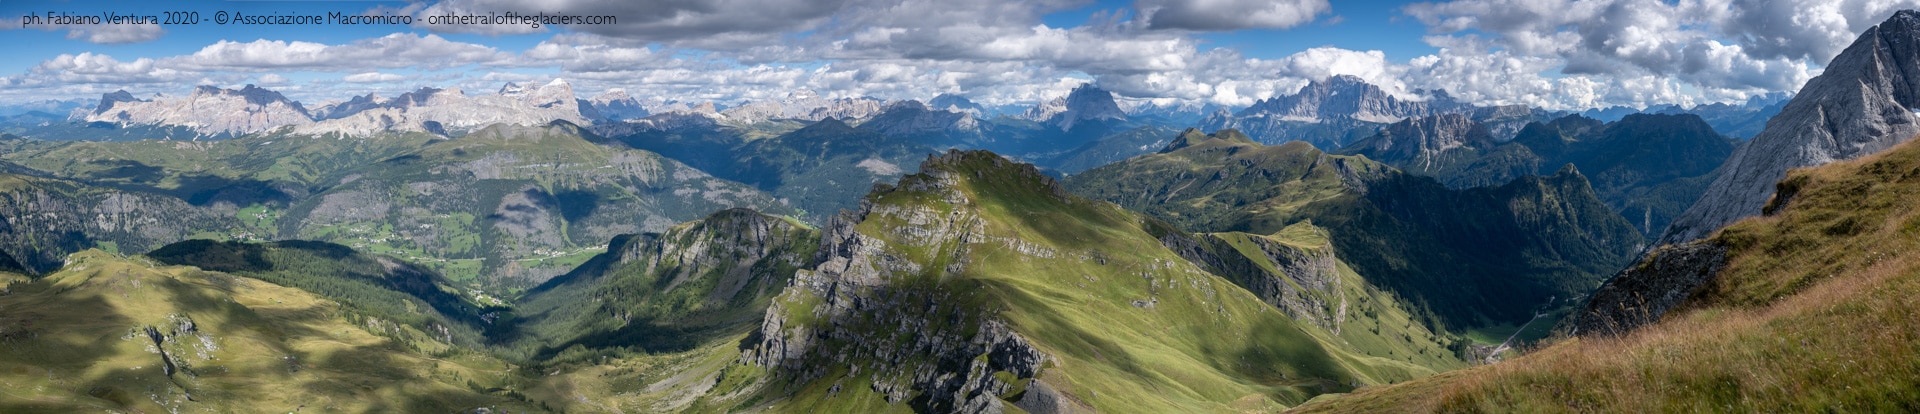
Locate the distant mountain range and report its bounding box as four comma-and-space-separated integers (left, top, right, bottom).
1338, 112, 1737, 237
3, 73, 1785, 150
10, 9, 1920, 412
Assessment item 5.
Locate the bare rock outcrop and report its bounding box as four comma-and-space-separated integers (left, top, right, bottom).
1660, 10, 1920, 245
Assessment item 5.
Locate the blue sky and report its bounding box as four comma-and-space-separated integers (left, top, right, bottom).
1, 0, 1913, 110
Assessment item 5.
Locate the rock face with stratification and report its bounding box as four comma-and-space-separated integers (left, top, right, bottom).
1660, 10, 1920, 246
298, 79, 592, 136
717, 90, 887, 124
81, 85, 314, 136
1338, 113, 1497, 176
1201, 75, 1475, 150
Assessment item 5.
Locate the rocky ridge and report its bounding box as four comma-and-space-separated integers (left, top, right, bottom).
297, 79, 591, 136
745, 152, 1052, 412
718, 90, 887, 124
1660, 10, 1920, 245
1337, 113, 1496, 175
857, 100, 981, 137
1201, 75, 1475, 149
82, 85, 313, 136
1024, 84, 1128, 131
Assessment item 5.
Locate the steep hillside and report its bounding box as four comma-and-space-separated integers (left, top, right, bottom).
731, 150, 1462, 413
1297, 131, 1920, 413
0, 250, 537, 412
146, 239, 505, 348
508, 208, 819, 359
0, 174, 232, 274
278, 121, 789, 287
1352, 113, 1735, 237
1042, 125, 1180, 174
1066, 130, 1643, 329
735, 118, 936, 218
1553, 114, 1734, 236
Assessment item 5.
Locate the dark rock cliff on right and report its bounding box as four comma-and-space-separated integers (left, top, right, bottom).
1659, 10, 1920, 246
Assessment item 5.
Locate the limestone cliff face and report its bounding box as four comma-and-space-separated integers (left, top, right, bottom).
1202, 75, 1473, 149
717, 90, 886, 124
581, 89, 648, 121
1661, 10, 1920, 245
298, 80, 591, 136
1339, 113, 1496, 175
82, 85, 313, 136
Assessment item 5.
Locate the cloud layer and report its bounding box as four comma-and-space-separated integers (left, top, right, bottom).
3, 0, 1915, 111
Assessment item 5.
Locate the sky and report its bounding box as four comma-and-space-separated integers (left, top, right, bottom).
1, 0, 1916, 111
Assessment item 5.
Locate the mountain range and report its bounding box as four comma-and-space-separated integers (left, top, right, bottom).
4, 7, 1920, 414
1338, 112, 1736, 236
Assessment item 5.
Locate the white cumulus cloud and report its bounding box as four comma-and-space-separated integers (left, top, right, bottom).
343, 72, 408, 83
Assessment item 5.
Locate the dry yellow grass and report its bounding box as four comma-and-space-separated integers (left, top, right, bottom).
1294, 136, 1920, 413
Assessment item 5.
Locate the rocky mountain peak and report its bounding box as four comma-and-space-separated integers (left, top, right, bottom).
1239, 75, 1464, 125
1053, 83, 1128, 130
928, 93, 984, 114
497, 82, 525, 96
584, 89, 646, 121
92, 90, 145, 115
715, 91, 884, 123
1022, 96, 1068, 122
83, 84, 314, 135
1659, 9, 1920, 245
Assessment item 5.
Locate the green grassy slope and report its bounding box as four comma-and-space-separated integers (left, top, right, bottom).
507, 208, 819, 360
1178, 225, 1471, 376
1296, 134, 1920, 413
1065, 129, 1643, 330
732, 150, 1463, 413
0, 250, 539, 412
146, 239, 506, 348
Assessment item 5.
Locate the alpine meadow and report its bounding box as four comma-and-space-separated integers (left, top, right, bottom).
2, 1, 1918, 413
